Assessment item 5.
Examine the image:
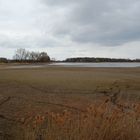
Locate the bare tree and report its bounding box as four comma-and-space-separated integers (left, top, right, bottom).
28, 51, 40, 61
38, 52, 50, 62
13, 48, 50, 62
13, 48, 29, 61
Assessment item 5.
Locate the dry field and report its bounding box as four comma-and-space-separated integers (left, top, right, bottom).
0, 65, 140, 140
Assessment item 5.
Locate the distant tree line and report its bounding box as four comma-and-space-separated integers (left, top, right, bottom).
64, 57, 140, 62
0, 48, 50, 63
1, 51, 140, 63
12, 48, 50, 63
0, 58, 8, 63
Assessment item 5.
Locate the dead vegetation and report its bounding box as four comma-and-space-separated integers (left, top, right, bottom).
2, 98, 139, 140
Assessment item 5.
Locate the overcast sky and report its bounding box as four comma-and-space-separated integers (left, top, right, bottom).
0, 0, 140, 60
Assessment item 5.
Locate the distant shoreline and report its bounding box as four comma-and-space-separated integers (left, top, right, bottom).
1, 57, 140, 64
63, 57, 140, 63
1, 62, 140, 69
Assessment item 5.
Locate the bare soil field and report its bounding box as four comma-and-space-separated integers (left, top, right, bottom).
0, 65, 140, 140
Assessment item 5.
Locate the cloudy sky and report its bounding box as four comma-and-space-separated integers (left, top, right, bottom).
0, 0, 140, 60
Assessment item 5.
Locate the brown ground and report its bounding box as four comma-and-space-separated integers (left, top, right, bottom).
0, 65, 140, 139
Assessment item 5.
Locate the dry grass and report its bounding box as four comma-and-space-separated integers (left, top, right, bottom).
7, 99, 139, 140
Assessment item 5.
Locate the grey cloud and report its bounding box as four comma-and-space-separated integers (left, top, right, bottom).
0, 0, 140, 59
44, 0, 140, 46
41, 0, 77, 6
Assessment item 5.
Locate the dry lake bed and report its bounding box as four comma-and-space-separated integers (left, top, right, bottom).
0, 64, 140, 139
